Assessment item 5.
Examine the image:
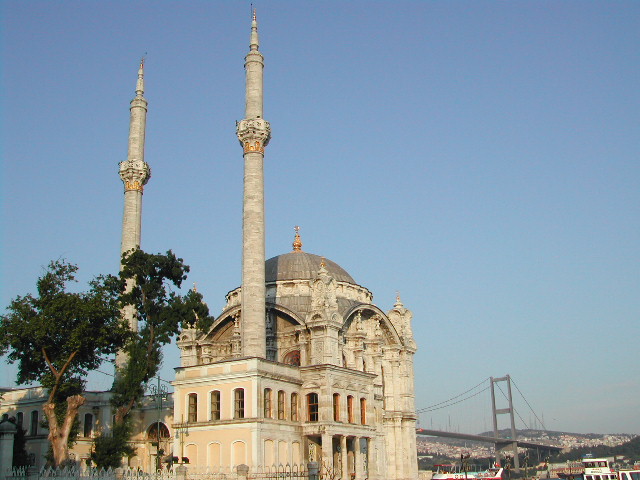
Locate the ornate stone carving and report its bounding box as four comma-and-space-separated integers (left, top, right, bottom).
119, 158, 150, 192
231, 314, 242, 357
236, 118, 271, 153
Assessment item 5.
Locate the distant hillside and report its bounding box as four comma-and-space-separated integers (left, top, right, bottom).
551, 435, 640, 462
479, 429, 632, 439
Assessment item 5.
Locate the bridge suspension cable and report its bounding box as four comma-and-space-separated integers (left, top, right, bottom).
417, 377, 490, 413
511, 376, 547, 430
494, 376, 546, 431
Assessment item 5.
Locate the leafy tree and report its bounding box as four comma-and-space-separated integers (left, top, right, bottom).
91, 249, 213, 468
90, 421, 135, 468
0, 261, 129, 466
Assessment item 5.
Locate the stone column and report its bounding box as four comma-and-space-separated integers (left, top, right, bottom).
117, 61, 151, 369
237, 13, 271, 358
321, 432, 333, 475
354, 436, 362, 480
340, 436, 348, 480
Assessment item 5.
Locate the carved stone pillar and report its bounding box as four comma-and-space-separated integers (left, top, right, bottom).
321, 432, 333, 474
340, 436, 348, 480
354, 436, 362, 480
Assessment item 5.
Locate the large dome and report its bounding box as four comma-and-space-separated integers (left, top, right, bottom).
265, 252, 356, 284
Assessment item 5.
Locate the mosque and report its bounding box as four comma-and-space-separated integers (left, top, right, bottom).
0, 14, 418, 480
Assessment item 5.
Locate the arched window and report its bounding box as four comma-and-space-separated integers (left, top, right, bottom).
360, 398, 366, 425
347, 395, 354, 423
30, 411, 38, 436
234, 388, 245, 419
307, 393, 319, 422
264, 388, 272, 418
210, 391, 221, 421
148, 422, 170, 441
290, 393, 299, 422
283, 350, 301, 366
188, 393, 198, 422
83, 413, 94, 437
333, 393, 341, 422
16, 412, 23, 427
277, 390, 286, 420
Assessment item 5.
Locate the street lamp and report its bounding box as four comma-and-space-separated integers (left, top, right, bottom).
175, 415, 190, 464
149, 376, 168, 471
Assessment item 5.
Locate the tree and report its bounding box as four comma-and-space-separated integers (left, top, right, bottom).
92, 249, 213, 468
0, 261, 129, 466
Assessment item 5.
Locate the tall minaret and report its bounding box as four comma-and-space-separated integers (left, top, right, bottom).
118, 59, 151, 336
236, 11, 271, 358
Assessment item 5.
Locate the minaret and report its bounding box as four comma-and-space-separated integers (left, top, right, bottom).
118, 59, 151, 336
236, 11, 271, 358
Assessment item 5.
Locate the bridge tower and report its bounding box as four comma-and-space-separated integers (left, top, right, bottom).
490, 375, 521, 472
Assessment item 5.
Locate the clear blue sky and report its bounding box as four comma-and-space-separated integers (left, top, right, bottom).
1, 1, 638, 435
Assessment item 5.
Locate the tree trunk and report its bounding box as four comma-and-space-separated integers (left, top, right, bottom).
43, 395, 85, 466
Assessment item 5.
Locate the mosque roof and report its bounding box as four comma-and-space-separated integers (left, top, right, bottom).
265, 251, 356, 284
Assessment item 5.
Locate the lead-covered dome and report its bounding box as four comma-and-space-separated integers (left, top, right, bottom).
265, 252, 355, 284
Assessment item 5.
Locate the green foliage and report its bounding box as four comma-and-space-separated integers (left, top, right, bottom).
111, 249, 214, 421
0, 260, 130, 466
90, 421, 135, 469
0, 260, 129, 393
93, 250, 214, 465
13, 425, 31, 468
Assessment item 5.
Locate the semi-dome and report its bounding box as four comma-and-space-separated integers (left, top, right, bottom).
265, 251, 355, 284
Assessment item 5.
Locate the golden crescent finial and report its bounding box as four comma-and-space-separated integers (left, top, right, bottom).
292, 225, 303, 252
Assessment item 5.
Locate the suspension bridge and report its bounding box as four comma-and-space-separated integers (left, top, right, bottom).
415, 375, 563, 472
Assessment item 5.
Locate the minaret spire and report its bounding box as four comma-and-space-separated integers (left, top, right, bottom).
236, 13, 271, 358
118, 60, 151, 342
135, 57, 145, 97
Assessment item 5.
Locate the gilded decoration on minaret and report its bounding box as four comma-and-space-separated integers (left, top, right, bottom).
119, 158, 151, 192
237, 118, 271, 154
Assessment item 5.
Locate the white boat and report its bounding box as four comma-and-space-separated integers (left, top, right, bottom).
476, 466, 504, 480
583, 458, 640, 480
432, 464, 479, 480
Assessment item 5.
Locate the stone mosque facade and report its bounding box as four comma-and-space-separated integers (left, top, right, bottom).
0, 14, 419, 480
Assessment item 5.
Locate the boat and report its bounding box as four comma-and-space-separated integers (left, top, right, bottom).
476, 466, 504, 480
432, 464, 480, 480
558, 457, 640, 480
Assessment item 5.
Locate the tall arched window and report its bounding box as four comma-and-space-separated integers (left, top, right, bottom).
307, 393, 319, 422
234, 388, 245, 419
333, 393, 341, 422
16, 412, 23, 427
210, 391, 221, 421
360, 398, 367, 425
83, 413, 94, 437
290, 393, 299, 422
188, 393, 198, 422
347, 396, 354, 423
264, 388, 272, 418
30, 411, 38, 436
277, 390, 286, 420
